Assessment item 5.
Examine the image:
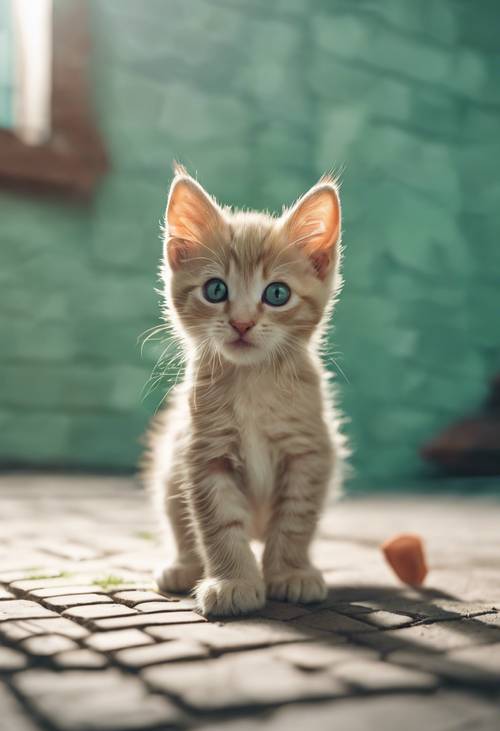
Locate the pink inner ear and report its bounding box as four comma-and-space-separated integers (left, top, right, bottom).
310, 250, 331, 280
164, 176, 225, 269
287, 186, 341, 278
166, 237, 190, 271
167, 182, 207, 244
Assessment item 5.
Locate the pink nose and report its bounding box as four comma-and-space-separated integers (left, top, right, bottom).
230, 319, 255, 336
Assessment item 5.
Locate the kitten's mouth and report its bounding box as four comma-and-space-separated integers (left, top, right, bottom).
228, 337, 255, 349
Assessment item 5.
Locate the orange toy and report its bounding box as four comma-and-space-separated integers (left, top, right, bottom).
381, 533, 428, 586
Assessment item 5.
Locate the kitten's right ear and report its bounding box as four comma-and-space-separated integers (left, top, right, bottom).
164, 170, 226, 270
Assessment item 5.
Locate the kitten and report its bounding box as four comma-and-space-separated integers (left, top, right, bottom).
146, 165, 346, 617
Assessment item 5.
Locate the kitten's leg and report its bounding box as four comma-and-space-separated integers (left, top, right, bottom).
263, 451, 331, 603
155, 476, 204, 594
191, 461, 265, 617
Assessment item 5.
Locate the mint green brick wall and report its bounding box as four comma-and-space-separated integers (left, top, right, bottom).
0, 0, 499, 484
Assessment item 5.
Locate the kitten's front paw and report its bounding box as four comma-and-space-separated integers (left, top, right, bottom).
266, 567, 327, 604
196, 577, 265, 617
155, 561, 203, 594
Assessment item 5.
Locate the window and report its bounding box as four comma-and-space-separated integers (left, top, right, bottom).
0, 0, 107, 198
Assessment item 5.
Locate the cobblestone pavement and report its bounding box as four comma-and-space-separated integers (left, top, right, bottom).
1, 474, 499, 731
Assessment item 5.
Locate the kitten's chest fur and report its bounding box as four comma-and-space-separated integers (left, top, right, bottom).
233, 384, 277, 500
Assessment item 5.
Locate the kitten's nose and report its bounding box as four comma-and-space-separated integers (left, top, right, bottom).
230, 319, 255, 336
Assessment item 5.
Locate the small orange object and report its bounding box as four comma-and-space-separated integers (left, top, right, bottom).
381, 533, 428, 586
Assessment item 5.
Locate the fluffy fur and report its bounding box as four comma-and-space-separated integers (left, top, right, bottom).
145, 165, 347, 617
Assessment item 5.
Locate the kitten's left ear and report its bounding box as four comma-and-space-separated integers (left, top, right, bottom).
282, 178, 341, 280
165, 168, 227, 270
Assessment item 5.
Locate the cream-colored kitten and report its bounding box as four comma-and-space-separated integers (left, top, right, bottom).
146, 166, 346, 617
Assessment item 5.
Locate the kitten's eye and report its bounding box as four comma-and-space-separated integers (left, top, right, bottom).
262, 282, 291, 307
203, 278, 228, 303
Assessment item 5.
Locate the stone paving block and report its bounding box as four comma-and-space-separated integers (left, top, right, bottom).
38, 541, 103, 562
424, 600, 499, 620
43, 593, 113, 610
448, 643, 500, 680
86, 629, 154, 653
383, 619, 500, 653
0, 600, 57, 621
333, 658, 438, 692
203, 691, 500, 731
134, 601, 196, 613
356, 610, 415, 630
256, 601, 312, 621
0, 588, 14, 600
352, 629, 412, 655
113, 590, 171, 606
0, 684, 41, 731
29, 585, 107, 599
0, 569, 62, 585
0, 646, 29, 671
11, 577, 105, 593
360, 597, 498, 622
92, 610, 205, 631
272, 641, 374, 671
0, 617, 89, 641
14, 669, 182, 730
116, 639, 209, 668
473, 613, 500, 628
62, 603, 138, 621
146, 618, 319, 651
144, 650, 346, 711
328, 602, 375, 616
22, 635, 78, 657
53, 649, 109, 670
293, 609, 372, 634
390, 650, 500, 688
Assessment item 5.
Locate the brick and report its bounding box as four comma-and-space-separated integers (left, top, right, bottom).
356, 611, 414, 630
383, 620, 499, 653
0, 600, 57, 621
116, 639, 209, 668
11, 577, 101, 592
54, 649, 109, 670
113, 590, 171, 606
38, 541, 103, 562
146, 618, 317, 650
30, 585, 108, 599
0, 617, 89, 641
329, 602, 375, 617
272, 642, 372, 671
0, 646, 28, 671
22, 635, 78, 657
134, 601, 195, 613
448, 643, 500, 680
86, 629, 154, 653
333, 659, 438, 692
206, 691, 500, 731
62, 604, 138, 621
0, 685, 40, 731
390, 650, 500, 687
92, 610, 204, 631
294, 610, 371, 635
43, 593, 113, 610
144, 650, 345, 711
256, 601, 312, 621
14, 669, 181, 730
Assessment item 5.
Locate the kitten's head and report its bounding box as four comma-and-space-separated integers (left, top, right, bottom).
162, 165, 341, 367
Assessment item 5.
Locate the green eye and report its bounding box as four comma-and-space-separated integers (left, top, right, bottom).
203, 278, 228, 303
262, 282, 291, 307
